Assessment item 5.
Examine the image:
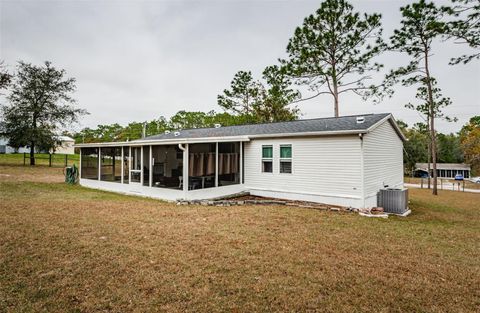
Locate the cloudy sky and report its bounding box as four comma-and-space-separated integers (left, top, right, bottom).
1, 0, 478, 133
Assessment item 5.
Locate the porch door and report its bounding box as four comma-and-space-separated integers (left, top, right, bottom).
130, 146, 142, 184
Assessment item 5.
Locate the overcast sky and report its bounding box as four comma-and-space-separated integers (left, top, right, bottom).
1, 0, 479, 133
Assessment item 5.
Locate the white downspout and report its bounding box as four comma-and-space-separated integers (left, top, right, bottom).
359, 133, 366, 209
239, 141, 243, 185
178, 143, 189, 198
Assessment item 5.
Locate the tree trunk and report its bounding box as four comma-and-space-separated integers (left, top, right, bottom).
427, 117, 431, 189
424, 50, 437, 195
30, 142, 35, 166
331, 57, 339, 118
333, 89, 339, 118
427, 140, 431, 189
430, 108, 438, 195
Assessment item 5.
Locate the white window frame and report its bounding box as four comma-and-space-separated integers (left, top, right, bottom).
261, 145, 273, 173
279, 144, 292, 174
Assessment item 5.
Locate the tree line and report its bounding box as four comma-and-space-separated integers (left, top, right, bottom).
0, 0, 478, 189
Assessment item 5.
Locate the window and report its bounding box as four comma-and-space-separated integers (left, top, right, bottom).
262, 145, 273, 173
279, 145, 292, 174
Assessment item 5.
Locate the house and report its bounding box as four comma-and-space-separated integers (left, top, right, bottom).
75, 113, 405, 209
0, 136, 75, 154
53, 136, 75, 155
415, 163, 471, 179
0, 137, 30, 154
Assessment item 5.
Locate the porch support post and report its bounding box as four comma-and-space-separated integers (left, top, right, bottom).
79, 149, 82, 179
120, 147, 124, 184
98, 147, 101, 181
239, 141, 243, 184
215, 142, 219, 187
182, 144, 189, 195
128, 146, 131, 183
140, 145, 144, 185
149, 145, 153, 187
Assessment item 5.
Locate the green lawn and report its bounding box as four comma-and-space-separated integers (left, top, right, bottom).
0, 164, 479, 312
0, 152, 79, 167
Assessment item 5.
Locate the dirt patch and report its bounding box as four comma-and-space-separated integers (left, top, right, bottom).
0, 164, 65, 183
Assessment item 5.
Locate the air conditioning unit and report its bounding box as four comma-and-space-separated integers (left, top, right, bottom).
377, 188, 409, 215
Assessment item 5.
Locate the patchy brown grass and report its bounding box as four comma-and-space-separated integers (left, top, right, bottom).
1, 164, 479, 312
0, 164, 65, 183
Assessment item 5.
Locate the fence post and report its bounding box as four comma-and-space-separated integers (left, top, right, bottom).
49, 153, 52, 167
65, 154, 68, 167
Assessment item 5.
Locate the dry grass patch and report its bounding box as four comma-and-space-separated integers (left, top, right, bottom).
1, 165, 479, 312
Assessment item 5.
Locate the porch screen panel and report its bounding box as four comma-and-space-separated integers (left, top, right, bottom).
143, 146, 150, 186
131, 147, 141, 183
100, 147, 122, 183
80, 148, 98, 180
188, 143, 216, 190
218, 142, 240, 186
151, 145, 183, 190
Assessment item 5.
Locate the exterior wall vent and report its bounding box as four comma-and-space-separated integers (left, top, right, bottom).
214, 123, 221, 128
356, 116, 365, 124
174, 131, 180, 137
164, 130, 171, 134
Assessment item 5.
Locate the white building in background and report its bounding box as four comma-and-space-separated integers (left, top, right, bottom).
0, 135, 76, 154
53, 136, 75, 155
0, 137, 30, 154
415, 163, 471, 179
75, 113, 406, 209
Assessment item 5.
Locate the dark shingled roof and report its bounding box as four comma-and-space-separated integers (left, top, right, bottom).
136, 113, 391, 141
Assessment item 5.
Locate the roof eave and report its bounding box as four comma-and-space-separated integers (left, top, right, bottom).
74, 136, 251, 148
73, 129, 371, 148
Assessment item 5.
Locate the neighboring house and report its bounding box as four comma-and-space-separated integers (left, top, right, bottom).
0, 137, 30, 154
415, 163, 471, 179
53, 136, 75, 155
0, 136, 75, 154
75, 113, 405, 209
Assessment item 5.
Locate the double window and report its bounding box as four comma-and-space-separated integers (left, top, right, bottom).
262, 145, 273, 173
279, 145, 292, 174
261, 144, 292, 174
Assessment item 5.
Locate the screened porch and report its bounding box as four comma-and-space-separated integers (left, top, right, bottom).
79, 141, 244, 194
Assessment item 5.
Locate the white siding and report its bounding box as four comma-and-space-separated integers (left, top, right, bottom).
244, 136, 363, 207
363, 120, 404, 206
